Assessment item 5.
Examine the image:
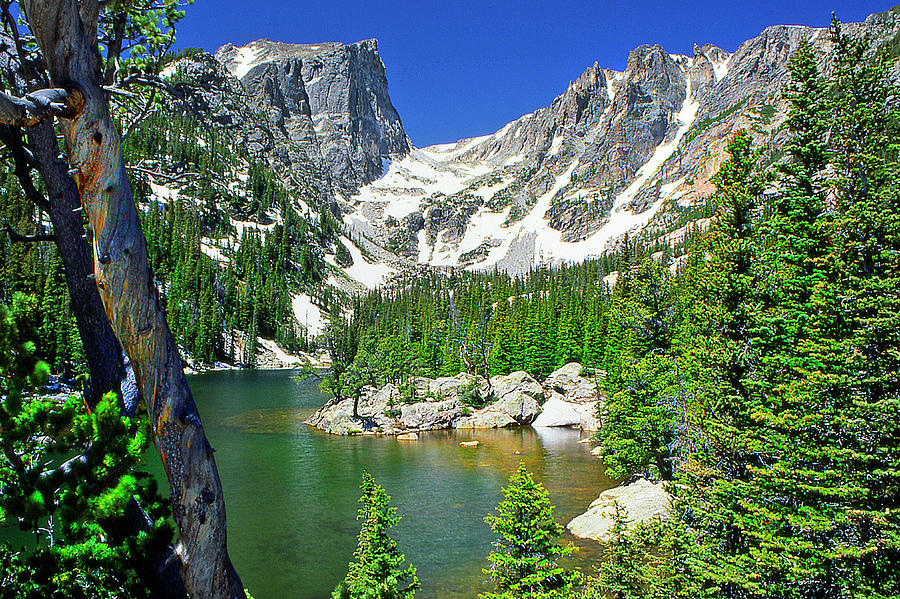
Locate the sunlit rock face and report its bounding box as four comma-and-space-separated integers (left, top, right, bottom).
216, 39, 410, 194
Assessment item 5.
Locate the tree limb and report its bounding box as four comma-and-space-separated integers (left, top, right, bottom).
3, 222, 54, 243
0, 87, 83, 126
127, 164, 232, 192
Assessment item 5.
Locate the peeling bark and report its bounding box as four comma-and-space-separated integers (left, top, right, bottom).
21, 2, 244, 597
25, 121, 190, 599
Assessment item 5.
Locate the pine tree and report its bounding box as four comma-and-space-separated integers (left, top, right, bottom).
481, 464, 580, 599
600, 352, 679, 480
592, 504, 645, 599
679, 29, 900, 597
0, 295, 171, 598
332, 471, 418, 599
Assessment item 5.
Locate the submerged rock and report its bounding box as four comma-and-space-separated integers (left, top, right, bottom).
567, 478, 672, 542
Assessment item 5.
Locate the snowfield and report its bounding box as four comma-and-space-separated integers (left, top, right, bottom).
344, 56, 703, 275
291, 293, 326, 337
230, 44, 265, 79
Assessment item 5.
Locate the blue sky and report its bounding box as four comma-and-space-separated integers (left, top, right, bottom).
175, 1, 896, 147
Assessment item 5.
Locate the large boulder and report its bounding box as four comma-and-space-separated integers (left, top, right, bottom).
399, 398, 464, 430
305, 383, 399, 434
459, 409, 517, 429
492, 390, 542, 425
567, 478, 671, 542
532, 392, 602, 430
543, 363, 600, 403
532, 393, 581, 427
491, 370, 543, 400
420, 373, 488, 402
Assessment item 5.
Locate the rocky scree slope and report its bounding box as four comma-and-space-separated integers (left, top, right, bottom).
343, 10, 900, 275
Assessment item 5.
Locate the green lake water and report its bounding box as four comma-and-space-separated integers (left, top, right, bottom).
9, 369, 617, 598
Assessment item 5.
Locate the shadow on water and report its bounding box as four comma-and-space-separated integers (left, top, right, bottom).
146, 369, 616, 599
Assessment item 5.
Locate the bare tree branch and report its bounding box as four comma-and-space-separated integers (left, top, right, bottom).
0, 125, 51, 213
0, 87, 83, 126
3, 222, 54, 242
127, 164, 232, 192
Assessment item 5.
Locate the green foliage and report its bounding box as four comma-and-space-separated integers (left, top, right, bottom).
0, 165, 83, 375
332, 471, 418, 599
459, 379, 490, 408
674, 26, 900, 599
595, 257, 688, 482
107, 0, 193, 76
600, 353, 680, 480
125, 107, 332, 365
0, 298, 171, 598
322, 260, 617, 393
481, 464, 580, 599
579, 505, 697, 599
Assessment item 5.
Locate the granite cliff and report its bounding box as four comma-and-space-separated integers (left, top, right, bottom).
154, 8, 900, 294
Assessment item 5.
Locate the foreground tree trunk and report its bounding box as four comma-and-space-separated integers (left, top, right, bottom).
21, 2, 244, 597
8, 119, 189, 599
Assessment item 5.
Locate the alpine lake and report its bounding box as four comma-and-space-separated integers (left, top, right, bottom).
39, 369, 618, 598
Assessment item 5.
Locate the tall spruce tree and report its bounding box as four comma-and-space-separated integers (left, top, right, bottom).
481, 464, 580, 599
332, 472, 418, 599
679, 28, 900, 598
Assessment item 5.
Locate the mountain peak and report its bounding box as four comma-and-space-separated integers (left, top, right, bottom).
215, 38, 384, 80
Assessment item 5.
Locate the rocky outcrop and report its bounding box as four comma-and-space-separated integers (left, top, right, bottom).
215, 39, 409, 194
343, 9, 900, 274
533, 363, 603, 430
304, 371, 543, 435
164, 52, 333, 209
533, 392, 601, 430
542, 362, 599, 403
307, 363, 602, 435
567, 478, 672, 542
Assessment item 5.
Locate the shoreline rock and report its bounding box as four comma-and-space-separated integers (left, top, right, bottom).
567, 478, 672, 543
306, 362, 605, 435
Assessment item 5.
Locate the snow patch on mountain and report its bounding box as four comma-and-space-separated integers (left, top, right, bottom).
712, 55, 731, 82
230, 44, 265, 79
335, 235, 396, 289
509, 74, 701, 266
291, 293, 325, 336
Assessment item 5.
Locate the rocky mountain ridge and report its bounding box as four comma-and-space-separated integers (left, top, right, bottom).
341, 9, 900, 275
153, 7, 900, 308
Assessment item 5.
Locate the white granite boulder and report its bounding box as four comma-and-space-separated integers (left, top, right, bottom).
567, 478, 672, 542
